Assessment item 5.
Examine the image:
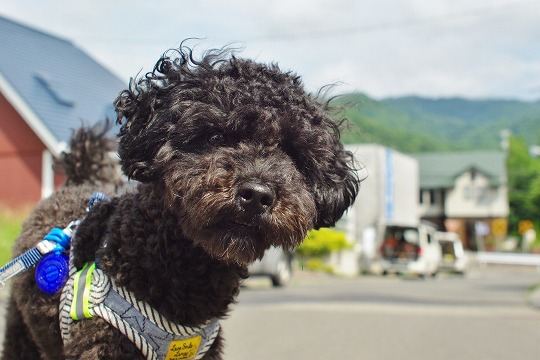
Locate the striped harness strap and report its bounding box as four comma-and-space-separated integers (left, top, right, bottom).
59, 263, 220, 360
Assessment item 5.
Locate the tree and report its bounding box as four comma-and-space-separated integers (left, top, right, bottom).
506, 136, 540, 238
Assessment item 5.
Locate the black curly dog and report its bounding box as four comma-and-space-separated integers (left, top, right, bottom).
2, 44, 359, 359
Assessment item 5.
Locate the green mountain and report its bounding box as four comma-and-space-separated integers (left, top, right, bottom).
335, 93, 540, 153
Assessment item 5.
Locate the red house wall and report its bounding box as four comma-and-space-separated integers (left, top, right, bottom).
0, 93, 46, 207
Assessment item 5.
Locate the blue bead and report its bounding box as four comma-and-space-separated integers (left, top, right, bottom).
35, 253, 69, 294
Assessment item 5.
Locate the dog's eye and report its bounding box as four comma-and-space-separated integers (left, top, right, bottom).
207, 132, 226, 146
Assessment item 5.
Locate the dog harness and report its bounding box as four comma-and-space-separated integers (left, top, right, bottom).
59, 262, 220, 360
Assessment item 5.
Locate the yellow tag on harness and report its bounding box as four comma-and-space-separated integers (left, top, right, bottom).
165, 336, 202, 360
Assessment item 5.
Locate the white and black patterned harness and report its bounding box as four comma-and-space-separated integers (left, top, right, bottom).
59, 261, 220, 360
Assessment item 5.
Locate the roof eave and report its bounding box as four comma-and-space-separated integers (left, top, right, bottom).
451, 166, 500, 186
0, 71, 62, 157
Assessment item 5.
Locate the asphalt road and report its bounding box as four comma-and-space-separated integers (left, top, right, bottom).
0, 267, 538, 359
223, 267, 540, 360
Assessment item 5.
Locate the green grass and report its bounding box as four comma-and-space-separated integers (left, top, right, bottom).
0, 209, 26, 266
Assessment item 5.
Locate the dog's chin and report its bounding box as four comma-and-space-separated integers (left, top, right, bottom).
191, 226, 270, 265
187, 222, 298, 266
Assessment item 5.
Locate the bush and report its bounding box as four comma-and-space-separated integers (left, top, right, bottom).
0, 208, 26, 266
301, 258, 334, 274
296, 228, 352, 257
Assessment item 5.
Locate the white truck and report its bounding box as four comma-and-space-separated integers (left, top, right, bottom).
337, 144, 441, 277
437, 231, 468, 274
377, 221, 442, 277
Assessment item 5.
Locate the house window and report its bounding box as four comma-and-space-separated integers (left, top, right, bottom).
476, 186, 486, 201
463, 186, 472, 200
419, 190, 424, 204
429, 189, 436, 205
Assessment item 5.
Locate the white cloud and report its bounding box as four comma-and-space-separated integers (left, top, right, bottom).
1, 0, 540, 100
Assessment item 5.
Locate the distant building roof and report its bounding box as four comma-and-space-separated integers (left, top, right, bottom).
412, 151, 506, 189
0, 15, 125, 156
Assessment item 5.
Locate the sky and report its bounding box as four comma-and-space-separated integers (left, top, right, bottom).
1, 0, 540, 101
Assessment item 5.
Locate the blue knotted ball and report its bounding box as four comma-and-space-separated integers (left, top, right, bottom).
35, 252, 69, 294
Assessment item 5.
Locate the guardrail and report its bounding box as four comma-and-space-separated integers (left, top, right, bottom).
475, 251, 540, 269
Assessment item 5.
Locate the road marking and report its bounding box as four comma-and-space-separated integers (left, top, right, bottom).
242, 301, 540, 318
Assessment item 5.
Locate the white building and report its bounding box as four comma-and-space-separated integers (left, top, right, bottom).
332, 144, 419, 275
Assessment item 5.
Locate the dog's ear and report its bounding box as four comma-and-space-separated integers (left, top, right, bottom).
312, 147, 360, 229
114, 77, 165, 182
286, 109, 361, 229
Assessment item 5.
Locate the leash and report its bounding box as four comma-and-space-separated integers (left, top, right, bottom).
0, 221, 77, 293
0, 192, 109, 293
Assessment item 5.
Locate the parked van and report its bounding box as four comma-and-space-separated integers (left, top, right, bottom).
437, 231, 467, 274
377, 222, 441, 277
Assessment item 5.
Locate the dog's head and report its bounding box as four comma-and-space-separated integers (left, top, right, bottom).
114, 44, 359, 265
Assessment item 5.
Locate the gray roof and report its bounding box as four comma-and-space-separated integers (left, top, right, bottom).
412, 151, 506, 189
0, 15, 125, 156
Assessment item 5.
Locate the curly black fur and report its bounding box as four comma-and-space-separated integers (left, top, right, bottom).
54, 121, 123, 187
2, 43, 359, 360
1, 123, 126, 360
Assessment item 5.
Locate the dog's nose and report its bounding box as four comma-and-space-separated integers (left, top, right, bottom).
237, 182, 275, 213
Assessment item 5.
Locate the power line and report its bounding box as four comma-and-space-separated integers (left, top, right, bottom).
241, 1, 538, 43
62, 1, 538, 44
